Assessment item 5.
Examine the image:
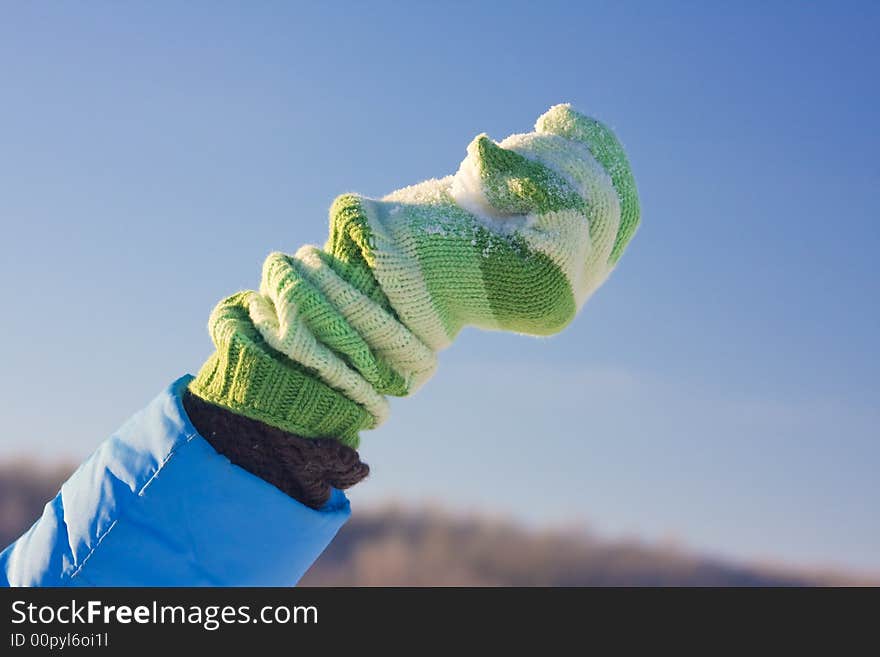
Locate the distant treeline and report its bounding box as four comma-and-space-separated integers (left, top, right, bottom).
1, 463, 871, 586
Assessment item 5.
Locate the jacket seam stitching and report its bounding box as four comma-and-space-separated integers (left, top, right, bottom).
65, 431, 199, 583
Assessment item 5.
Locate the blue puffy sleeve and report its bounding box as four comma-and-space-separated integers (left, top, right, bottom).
0, 375, 350, 586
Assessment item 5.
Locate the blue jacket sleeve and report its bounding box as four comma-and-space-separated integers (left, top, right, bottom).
0, 375, 351, 587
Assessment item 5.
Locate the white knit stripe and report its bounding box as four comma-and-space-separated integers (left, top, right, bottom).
360, 196, 453, 350
248, 286, 390, 428
500, 133, 621, 307
294, 245, 438, 391
383, 177, 503, 333
518, 208, 594, 305
502, 133, 621, 256
571, 166, 619, 302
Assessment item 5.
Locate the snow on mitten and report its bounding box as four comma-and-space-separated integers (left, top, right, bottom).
189, 104, 640, 447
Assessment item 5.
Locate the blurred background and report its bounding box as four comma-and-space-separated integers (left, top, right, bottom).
1, 2, 877, 585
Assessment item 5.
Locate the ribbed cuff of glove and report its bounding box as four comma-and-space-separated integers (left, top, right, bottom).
188, 290, 376, 449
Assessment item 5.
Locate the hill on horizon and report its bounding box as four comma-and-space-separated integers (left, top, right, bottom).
1, 462, 873, 586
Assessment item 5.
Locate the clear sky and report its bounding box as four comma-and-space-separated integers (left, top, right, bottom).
1, 2, 877, 572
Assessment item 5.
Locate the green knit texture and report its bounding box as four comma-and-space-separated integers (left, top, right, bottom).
473, 134, 587, 216
190, 104, 640, 446
188, 292, 372, 447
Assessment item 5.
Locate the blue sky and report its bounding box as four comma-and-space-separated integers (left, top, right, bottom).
1, 2, 877, 571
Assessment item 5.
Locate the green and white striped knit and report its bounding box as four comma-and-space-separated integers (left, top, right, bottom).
189, 104, 640, 448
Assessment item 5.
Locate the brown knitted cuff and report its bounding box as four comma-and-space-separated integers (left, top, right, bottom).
182, 390, 369, 509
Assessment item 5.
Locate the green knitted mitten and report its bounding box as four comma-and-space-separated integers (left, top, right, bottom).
189, 104, 640, 448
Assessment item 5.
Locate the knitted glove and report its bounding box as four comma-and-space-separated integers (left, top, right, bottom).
189, 104, 640, 448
